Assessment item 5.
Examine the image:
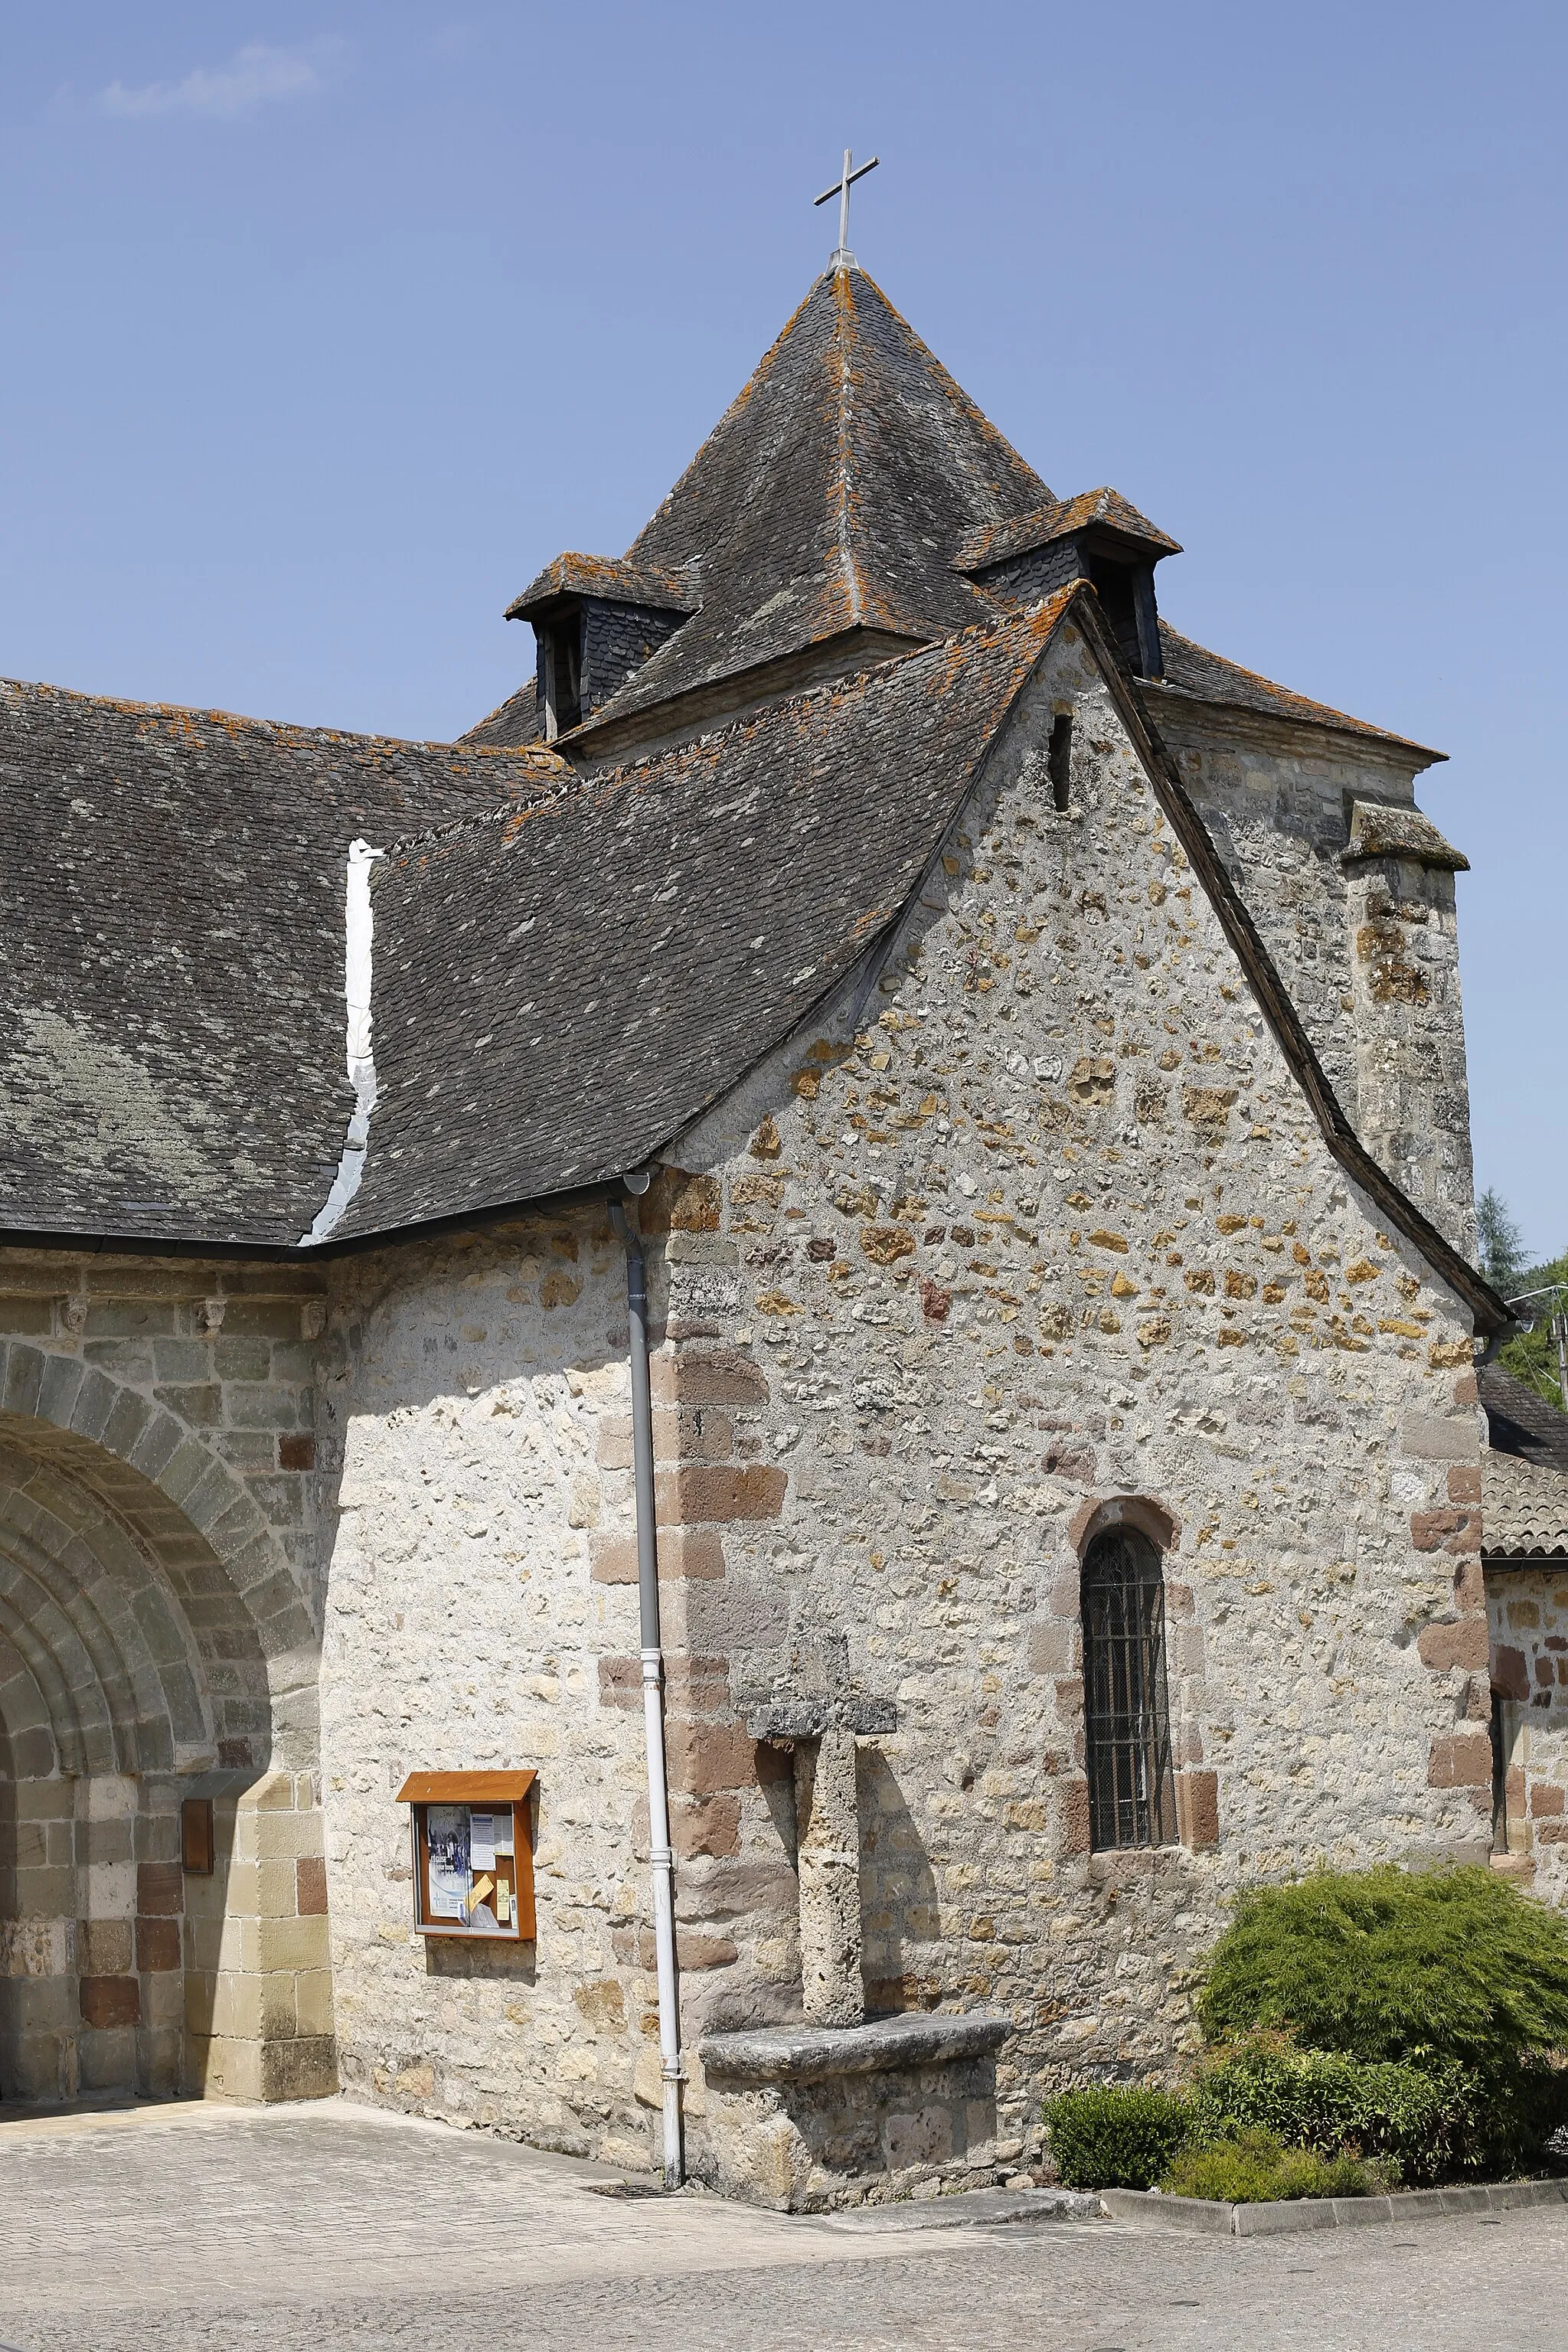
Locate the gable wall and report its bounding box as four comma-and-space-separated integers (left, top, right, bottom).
655, 624, 1488, 2160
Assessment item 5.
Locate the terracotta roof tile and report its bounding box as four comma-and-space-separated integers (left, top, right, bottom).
1484, 1448, 1568, 1559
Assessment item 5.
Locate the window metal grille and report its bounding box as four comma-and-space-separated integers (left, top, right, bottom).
1082, 1527, 1176, 1851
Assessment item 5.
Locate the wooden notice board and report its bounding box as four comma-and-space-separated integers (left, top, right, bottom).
396, 1772, 536, 1941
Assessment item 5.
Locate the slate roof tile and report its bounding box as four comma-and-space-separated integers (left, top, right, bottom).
956, 488, 1182, 573
564, 264, 1052, 744
0, 679, 564, 1248
1146, 625, 1443, 760
340, 596, 1074, 1240
1481, 1363, 1568, 1479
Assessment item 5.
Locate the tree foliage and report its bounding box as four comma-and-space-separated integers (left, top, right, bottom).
1476, 1187, 1530, 1295
1497, 1245, 1568, 1411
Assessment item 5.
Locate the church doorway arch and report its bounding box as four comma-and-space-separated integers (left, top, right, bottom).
0, 1360, 335, 2105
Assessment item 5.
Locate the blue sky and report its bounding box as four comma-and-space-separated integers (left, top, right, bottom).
3, 4, 1563, 1255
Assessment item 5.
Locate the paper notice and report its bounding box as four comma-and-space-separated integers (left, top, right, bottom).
495, 1809, 514, 1856
497, 1883, 511, 1925
466, 1873, 496, 1917
470, 1813, 497, 1870
426, 1804, 471, 1922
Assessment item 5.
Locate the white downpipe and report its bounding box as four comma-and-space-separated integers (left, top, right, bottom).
609, 1191, 684, 2187
300, 837, 385, 1246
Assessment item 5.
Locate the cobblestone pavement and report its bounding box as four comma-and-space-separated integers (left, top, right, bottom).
0, 2099, 1562, 2350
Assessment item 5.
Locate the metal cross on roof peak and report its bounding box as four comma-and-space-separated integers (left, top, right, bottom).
814, 148, 878, 271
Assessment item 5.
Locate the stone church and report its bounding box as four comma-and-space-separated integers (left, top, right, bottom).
2, 237, 1566, 2208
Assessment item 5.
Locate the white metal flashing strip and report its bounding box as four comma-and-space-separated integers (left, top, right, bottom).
299, 837, 386, 1247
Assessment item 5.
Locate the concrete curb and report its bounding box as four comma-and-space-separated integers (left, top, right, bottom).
1100, 2176, 1568, 2237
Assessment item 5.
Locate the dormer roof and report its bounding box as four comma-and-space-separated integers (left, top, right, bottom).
505, 552, 695, 624
956, 488, 1181, 576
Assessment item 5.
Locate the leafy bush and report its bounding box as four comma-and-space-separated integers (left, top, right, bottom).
1162, 2128, 1380, 2205
1044, 2085, 1191, 2190
1196, 1867, 1568, 2173
1190, 2033, 1465, 2184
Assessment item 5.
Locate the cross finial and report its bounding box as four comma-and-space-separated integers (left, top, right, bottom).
814, 148, 878, 271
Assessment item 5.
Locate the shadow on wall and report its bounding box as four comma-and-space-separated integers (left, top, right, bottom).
858, 1749, 942, 2014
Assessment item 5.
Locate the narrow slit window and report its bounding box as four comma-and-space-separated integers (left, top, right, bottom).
1047, 712, 1073, 811
1082, 1527, 1176, 1851
1491, 1691, 1510, 1854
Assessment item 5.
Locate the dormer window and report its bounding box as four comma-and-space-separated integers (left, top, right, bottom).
1084, 555, 1163, 681
542, 612, 583, 740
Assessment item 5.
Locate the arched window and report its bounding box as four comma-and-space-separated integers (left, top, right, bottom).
1081, 1525, 1176, 1851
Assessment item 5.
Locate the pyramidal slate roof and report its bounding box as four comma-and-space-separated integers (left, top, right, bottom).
564, 265, 1054, 743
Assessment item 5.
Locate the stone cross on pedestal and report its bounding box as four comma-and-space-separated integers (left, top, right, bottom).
741, 1635, 894, 2028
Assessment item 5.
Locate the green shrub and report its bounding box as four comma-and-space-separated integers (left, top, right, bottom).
1162, 2127, 1380, 2205
1190, 2033, 1465, 2184
1044, 2084, 1191, 2190
1196, 1867, 1568, 2174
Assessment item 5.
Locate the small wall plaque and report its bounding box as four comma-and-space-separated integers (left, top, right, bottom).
396, 1772, 537, 1941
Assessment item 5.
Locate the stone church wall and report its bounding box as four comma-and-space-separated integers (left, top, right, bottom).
0, 1256, 335, 2103
652, 623, 1487, 2192
1148, 697, 1475, 1257
1488, 1565, 1568, 1908
315, 1220, 662, 2165
310, 622, 1489, 2203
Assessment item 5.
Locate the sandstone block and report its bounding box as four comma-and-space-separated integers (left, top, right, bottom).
655, 1464, 786, 1524
135, 1916, 181, 1972
651, 1348, 769, 1408
136, 1862, 183, 1917
79, 1975, 139, 2030
78, 1918, 132, 1976
1175, 1769, 1220, 1850
1416, 1617, 1488, 1673
1059, 1779, 1091, 1855
1427, 1733, 1491, 1788
664, 1719, 757, 1796
1401, 1413, 1478, 1464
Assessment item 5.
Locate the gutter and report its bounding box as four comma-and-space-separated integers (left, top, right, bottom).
608, 1178, 684, 2188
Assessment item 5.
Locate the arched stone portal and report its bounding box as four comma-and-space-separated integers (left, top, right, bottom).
0, 1345, 335, 2105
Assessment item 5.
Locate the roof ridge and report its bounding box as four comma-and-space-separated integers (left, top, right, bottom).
0, 673, 568, 767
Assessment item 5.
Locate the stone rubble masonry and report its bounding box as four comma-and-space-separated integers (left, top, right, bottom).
1148, 694, 1475, 1258
1487, 1564, 1568, 1907
305, 619, 1490, 2207
655, 620, 1487, 2194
